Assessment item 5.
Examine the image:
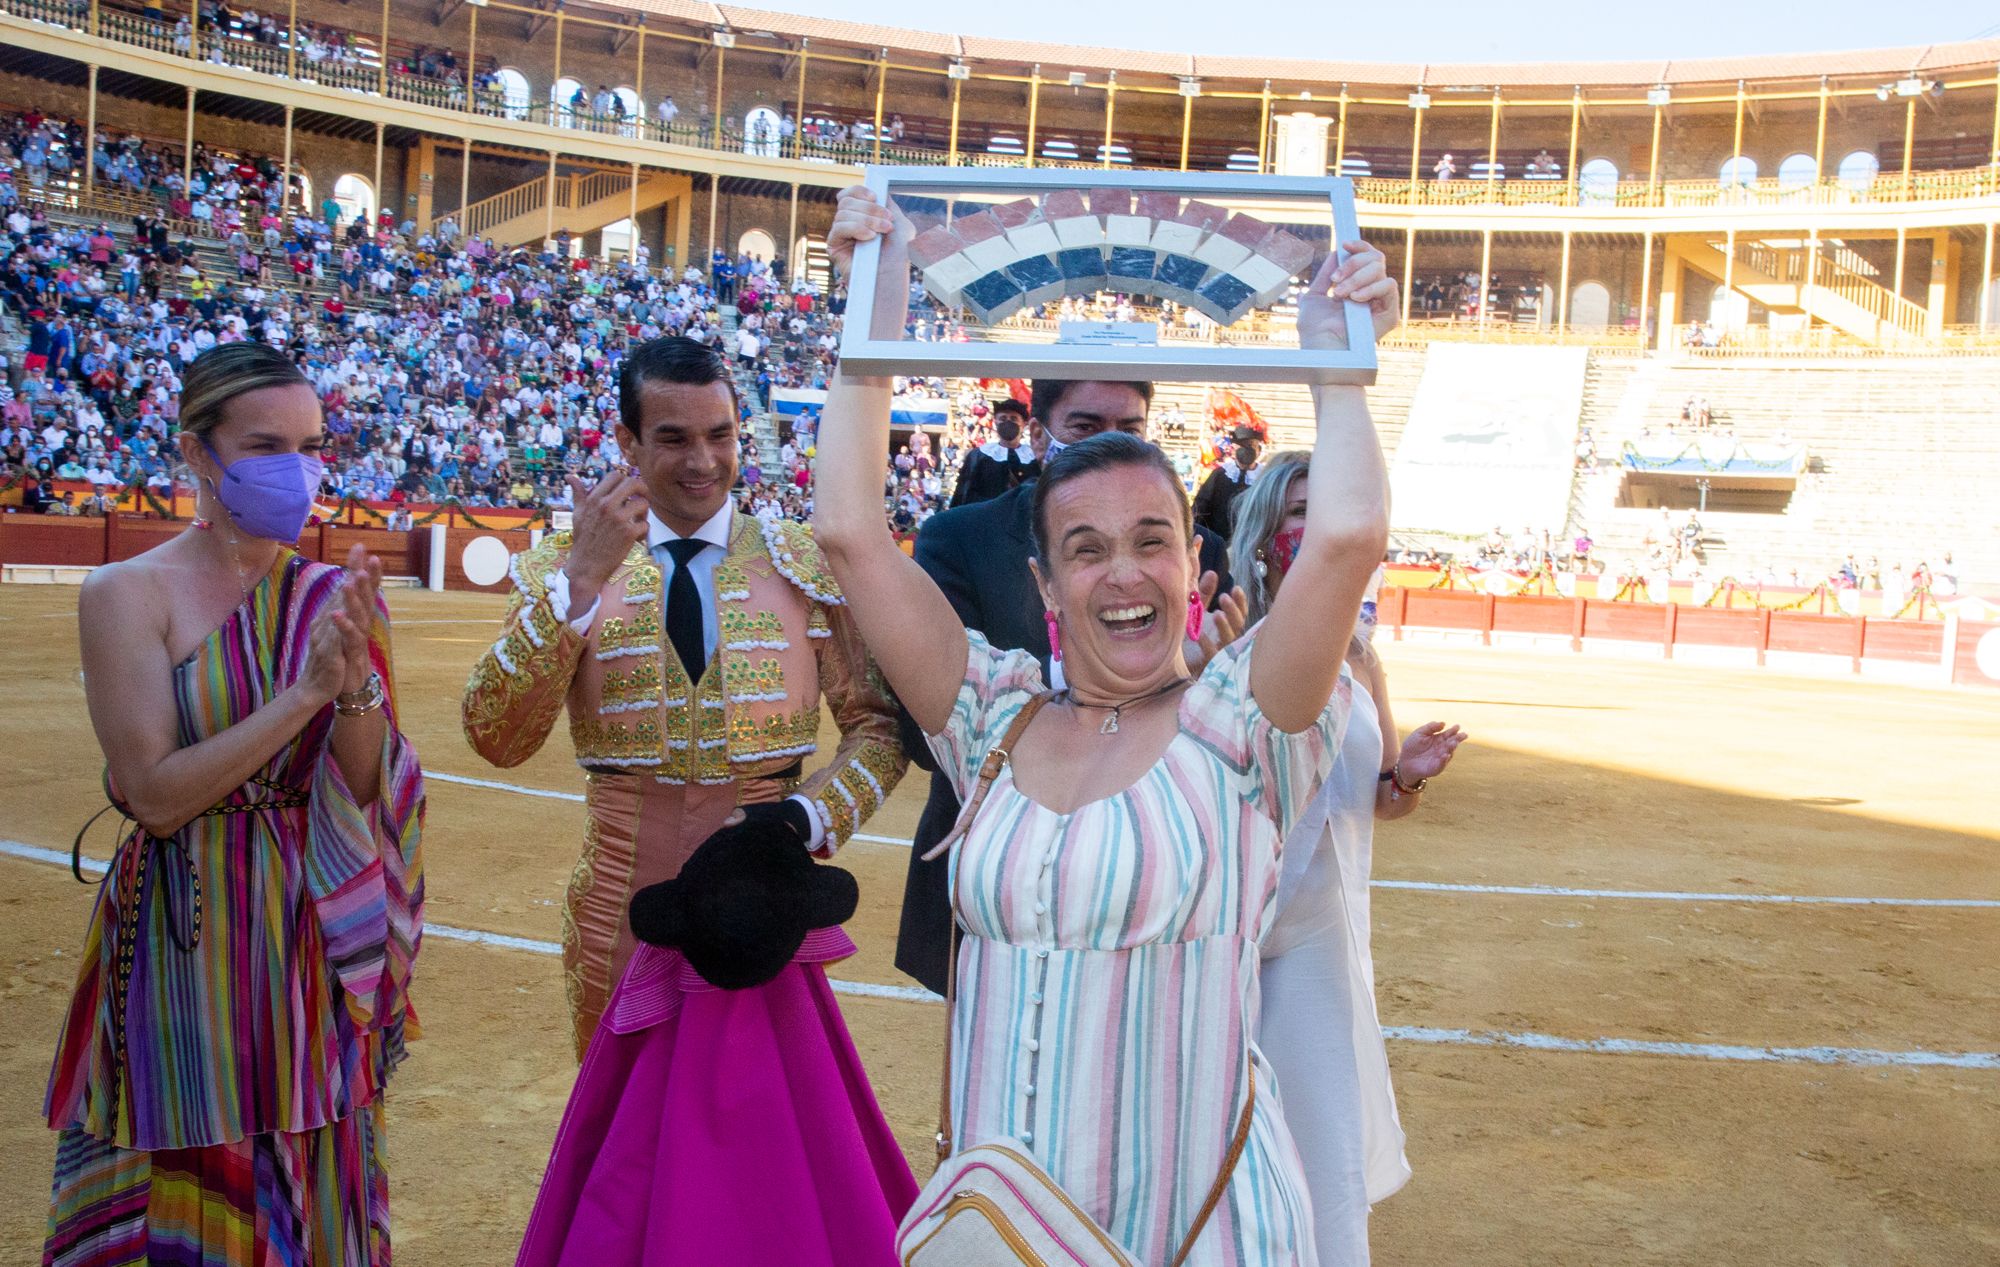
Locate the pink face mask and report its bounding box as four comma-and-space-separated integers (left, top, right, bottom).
1267, 527, 1305, 576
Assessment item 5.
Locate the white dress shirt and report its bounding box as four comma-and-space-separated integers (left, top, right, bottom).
547, 503, 828, 848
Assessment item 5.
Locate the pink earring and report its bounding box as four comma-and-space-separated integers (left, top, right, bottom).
1185, 591, 1204, 642
1044, 609, 1062, 661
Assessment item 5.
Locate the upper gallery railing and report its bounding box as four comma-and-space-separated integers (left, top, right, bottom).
9, 0, 2000, 210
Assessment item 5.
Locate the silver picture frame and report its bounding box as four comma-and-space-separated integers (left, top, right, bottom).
838, 166, 1378, 386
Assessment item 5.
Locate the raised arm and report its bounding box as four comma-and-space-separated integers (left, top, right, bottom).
1252, 242, 1398, 732
811, 186, 968, 735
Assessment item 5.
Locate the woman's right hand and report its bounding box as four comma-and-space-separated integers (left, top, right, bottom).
826, 184, 914, 343
300, 606, 349, 706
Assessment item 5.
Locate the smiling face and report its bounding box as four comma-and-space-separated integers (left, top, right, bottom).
616, 378, 739, 535
1031, 464, 1200, 695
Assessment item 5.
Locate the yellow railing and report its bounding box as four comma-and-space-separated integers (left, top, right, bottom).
569, 170, 629, 208
1732, 241, 1929, 338
445, 177, 549, 239
11, 0, 2000, 215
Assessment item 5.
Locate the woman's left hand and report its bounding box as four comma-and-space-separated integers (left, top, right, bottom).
1186, 572, 1249, 674
333, 542, 383, 694
1398, 721, 1466, 782
1296, 238, 1401, 350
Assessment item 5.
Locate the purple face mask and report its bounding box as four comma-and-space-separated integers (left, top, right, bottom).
203, 440, 324, 542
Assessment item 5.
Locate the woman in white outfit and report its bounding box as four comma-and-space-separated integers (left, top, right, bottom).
1229, 453, 1466, 1265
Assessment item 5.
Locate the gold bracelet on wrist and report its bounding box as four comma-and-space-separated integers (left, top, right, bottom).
334, 672, 385, 717
1390, 763, 1429, 796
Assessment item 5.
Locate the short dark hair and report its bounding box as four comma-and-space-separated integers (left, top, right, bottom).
1027, 379, 1154, 429
617, 335, 739, 438
1030, 431, 1192, 567
992, 397, 1029, 421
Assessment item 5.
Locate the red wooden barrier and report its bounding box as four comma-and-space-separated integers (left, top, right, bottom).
1374, 586, 1975, 682
1953, 621, 2000, 688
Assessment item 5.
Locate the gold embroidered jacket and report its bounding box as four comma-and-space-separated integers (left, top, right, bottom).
461, 514, 906, 853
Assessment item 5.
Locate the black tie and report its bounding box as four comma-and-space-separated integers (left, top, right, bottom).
662, 538, 709, 684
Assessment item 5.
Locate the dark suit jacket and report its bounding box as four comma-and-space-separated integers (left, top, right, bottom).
947, 446, 1040, 509
1191, 465, 1252, 541
893, 481, 1234, 994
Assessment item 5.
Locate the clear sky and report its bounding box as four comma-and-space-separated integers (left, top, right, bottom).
781, 0, 1992, 64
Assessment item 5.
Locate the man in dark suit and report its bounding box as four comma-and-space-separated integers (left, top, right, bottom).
1191, 424, 1262, 539
893, 378, 1238, 994
947, 397, 1039, 508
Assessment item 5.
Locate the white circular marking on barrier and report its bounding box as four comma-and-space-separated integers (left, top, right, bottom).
1974, 628, 2000, 682
460, 535, 511, 588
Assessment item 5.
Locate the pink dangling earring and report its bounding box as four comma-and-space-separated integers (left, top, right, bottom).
1044, 609, 1062, 661
1185, 590, 1205, 642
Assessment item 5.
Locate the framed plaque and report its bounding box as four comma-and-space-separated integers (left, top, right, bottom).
838, 167, 1377, 385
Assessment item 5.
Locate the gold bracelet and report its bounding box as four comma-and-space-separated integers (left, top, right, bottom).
1390, 763, 1428, 796
334, 672, 384, 717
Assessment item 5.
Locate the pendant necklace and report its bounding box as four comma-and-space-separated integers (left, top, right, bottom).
1060, 678, 1189, 735
195, 484, 255, 608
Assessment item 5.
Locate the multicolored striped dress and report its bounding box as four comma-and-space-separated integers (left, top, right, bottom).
929, 628, 1348, 1267
41, 549, 426, 1267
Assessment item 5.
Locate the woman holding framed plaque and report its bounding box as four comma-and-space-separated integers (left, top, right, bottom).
815, 183, 1399, 1266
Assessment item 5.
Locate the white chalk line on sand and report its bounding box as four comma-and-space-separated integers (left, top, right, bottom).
424, 771, 2000, 908
6, 839, 1994, 1071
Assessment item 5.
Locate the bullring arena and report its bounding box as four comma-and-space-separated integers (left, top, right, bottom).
1, 0, 1998, 1261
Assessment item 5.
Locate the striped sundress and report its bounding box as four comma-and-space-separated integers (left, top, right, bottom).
41, 550, 427, 1267
929, 627, 1348, 1267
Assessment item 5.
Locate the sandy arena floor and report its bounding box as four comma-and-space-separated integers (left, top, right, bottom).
0, 582, 1994, 1265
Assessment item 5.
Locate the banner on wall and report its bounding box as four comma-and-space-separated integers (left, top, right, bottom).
1389, 343, 1590, 537
770, 388, 950, 430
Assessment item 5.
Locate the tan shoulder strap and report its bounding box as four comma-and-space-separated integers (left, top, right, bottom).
1167, 1064, 1256, 1267
934, 690, 1053, 1162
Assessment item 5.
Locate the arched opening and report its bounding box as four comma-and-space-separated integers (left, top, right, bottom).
1708, 284, 1749, 331
600, 217, 637, 262
1579, 157, 1619, 205
613, 87, 642, 135
551, 77, 585, 128
985, 134, 1025, 157
792, 234, 830, 289
332, 173, 375, 227
1838, 150, 1881, 192
1040, 137, 1079, 163
1569, 280, 1612, 331
738, 228, 777, 264
1777, 153, 1817, 189
494, 67, 531, 120
1226, 150, 1261, 173
1337, 156, 1372, 179
1719, 155, 1758, 188
1096, 142, 1133, 166
744, 106, 783, 157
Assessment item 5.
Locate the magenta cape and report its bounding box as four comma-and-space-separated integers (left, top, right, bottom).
516, 933, 919, 1267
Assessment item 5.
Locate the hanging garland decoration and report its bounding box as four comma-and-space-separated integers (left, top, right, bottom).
1697, 579, 1841, 614
1608, 575, 1652, 603
1619, 440, 1803, 474
1889, 585, 1936, 621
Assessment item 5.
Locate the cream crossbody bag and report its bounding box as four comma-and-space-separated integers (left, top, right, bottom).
896, 693, 1255, 1267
